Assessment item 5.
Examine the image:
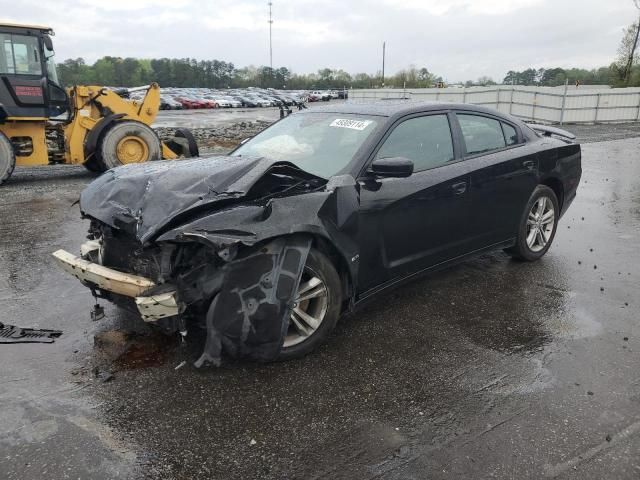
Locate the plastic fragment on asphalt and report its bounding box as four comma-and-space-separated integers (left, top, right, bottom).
0, 322, 62, 344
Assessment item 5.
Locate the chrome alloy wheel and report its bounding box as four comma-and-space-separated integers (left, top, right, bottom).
526, 196, 555, 252
284, 267, 328, 348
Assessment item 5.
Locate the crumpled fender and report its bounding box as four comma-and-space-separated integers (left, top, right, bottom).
194, 235, 311, 367
157, 175, 361, 296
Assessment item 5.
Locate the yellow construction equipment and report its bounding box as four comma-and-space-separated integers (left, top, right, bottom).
0, 23, 197, 185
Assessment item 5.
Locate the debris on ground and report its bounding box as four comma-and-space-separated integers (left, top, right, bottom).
0, 322, 62, 344
93, 366, 114, 383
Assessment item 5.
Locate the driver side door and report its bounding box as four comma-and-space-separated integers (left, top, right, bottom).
357, 112, 473, 295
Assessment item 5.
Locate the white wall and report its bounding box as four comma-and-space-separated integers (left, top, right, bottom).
348, 86, 640, 124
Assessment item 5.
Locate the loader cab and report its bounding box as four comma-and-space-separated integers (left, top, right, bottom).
0, 23, 68, 121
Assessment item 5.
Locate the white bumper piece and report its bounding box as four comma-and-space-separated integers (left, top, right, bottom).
52, 249, 179, 322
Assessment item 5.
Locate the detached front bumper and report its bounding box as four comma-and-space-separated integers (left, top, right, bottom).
52, 249, 179, 322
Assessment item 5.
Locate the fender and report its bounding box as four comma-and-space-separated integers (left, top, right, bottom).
83, 113, 126, 160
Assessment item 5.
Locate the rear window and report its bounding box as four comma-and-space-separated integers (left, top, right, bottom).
457, 114, 506, 155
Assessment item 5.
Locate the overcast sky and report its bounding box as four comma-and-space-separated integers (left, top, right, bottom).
2, 0, 638, 82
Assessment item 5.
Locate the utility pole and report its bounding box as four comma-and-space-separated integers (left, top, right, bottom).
381, 41, 386, 87
268, 2, 273, 71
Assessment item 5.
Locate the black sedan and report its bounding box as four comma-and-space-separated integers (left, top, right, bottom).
53, 102, 581, 366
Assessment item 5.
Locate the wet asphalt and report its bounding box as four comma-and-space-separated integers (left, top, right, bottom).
1, 123, 639, 479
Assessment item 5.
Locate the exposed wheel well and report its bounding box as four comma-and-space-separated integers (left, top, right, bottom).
312, 236, 353, 312
540, 177, 564, 210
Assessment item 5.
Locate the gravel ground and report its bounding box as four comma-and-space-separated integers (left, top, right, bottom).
155, 120, 272, 155
568, 122, 640, 143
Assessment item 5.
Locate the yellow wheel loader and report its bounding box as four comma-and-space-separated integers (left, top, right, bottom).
0, 23, 198, 185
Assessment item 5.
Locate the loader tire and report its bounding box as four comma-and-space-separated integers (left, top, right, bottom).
95, 121, 161, 170
0, 132, 16, 186
175, 128, 199, 157
83, 157, 104, 173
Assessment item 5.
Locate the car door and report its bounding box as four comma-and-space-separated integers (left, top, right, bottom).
357, 112, 473, 294
454, 113, 539, 247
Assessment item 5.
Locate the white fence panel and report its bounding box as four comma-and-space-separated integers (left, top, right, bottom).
348, 86, 640, 124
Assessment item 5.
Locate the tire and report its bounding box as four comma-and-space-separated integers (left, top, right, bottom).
83, 157, 104, 173
94, 121, 161, 170
507, 185, 559, 261
175, 128, 199, 157
0, 132, 16, 186
278, 248, 342, 361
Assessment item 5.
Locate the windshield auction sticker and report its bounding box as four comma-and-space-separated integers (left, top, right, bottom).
330, 118, 373, 131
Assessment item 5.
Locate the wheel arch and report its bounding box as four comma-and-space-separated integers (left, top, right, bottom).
540, 176, 564, 210
311, 235, 354, 311
224, 231, 356, 312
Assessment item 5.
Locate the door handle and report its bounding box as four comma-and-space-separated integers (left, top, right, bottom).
451, 181, 467, 195
522, 160, 535, 170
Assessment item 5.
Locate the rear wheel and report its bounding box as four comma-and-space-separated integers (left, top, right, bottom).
278, 248, 342, 360
95, 121, 161, 170
0, 132, 16, 186
507, 185, 559, 261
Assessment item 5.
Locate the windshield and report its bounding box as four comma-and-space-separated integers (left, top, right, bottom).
232, 112, 380, 178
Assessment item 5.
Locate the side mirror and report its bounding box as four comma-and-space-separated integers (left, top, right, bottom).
43, 35, 54, 52
369, 157, 414, 178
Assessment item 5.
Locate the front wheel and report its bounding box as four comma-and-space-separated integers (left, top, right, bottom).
95, 121, 162, 170
278, 248, 342, 360
508, 185, 559, 261
0, 132, 16, 186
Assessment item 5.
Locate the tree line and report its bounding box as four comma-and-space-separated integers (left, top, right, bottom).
493, 17, 640, 87
56, 56, 640, 89
56, 57, 445, 89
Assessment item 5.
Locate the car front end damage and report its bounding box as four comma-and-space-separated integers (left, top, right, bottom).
53, 157, 360, 366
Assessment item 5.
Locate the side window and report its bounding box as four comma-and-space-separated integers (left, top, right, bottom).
0, 34, 13, 73
502, 122, 518, 146
457, 114, 506, 155
0, 34, 42, 75
375, 114, 454, 172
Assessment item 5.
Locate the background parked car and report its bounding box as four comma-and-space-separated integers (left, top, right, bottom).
308, 90, 331, 102
152, 87, 317, 110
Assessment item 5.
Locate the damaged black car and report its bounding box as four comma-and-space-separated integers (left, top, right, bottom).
53, 102, 582, 366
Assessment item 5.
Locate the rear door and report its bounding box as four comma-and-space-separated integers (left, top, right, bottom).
357, 112, 473, 293
454, 112, 538, 246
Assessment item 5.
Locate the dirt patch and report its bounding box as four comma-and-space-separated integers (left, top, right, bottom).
93, 330, 177, 371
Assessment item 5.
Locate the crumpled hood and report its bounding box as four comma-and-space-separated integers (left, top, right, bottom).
80, 156, 298, 244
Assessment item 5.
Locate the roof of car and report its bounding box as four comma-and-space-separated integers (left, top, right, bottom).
303, 101, 512, 119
